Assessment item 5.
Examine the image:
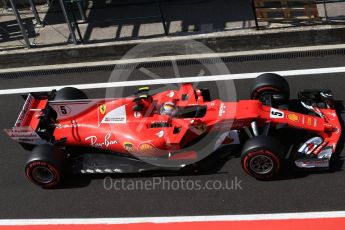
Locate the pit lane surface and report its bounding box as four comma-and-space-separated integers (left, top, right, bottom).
0, 54, 345, 219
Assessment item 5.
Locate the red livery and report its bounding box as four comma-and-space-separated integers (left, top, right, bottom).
5, 73, 342, 188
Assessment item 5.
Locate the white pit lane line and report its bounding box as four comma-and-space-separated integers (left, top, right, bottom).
0, 66, 345, 95
0, 211, 345, 225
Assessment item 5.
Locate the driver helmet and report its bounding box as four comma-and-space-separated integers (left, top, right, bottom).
160, 102, 177, 116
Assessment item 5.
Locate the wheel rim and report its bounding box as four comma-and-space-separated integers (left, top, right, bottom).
31, 166, 55, 184
249, 154, 274, 174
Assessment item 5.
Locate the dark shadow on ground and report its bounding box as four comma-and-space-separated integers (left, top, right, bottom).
40, 0, 255, 45
0, 17, 36, 43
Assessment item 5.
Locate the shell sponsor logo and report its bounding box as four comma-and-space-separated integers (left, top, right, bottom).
288, 113, 299, 122
138, 143, 156, 152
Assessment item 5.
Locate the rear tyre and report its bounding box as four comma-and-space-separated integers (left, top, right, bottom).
241, 136, 284, 180
251, 73, 290, 101
54, 87, 88, 100
25, 144, 66, 188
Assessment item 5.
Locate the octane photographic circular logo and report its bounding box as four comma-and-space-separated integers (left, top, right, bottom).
105, 40, 237, 168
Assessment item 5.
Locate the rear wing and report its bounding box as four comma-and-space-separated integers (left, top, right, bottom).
4, 126, 47, 145
15, 94, 37, 127
4, 93, 53, 145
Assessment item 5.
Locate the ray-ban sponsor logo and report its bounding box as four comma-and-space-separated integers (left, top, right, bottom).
85, 133, 118, 148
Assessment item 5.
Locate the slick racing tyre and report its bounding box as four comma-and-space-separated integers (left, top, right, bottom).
25, 144, 66, 188
250, 73, 290, 100
54, 87, 88, 100
241, 136, 284, 180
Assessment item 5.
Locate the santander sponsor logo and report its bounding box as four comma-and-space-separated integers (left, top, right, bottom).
85, 133, 118, 148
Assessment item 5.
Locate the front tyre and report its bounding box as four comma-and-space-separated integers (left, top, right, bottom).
241, 136, 284, 180
25, 144, 66, 188
250, 73, 290, 101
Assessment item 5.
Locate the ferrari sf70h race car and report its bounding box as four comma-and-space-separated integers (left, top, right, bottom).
5, 73, 342, 188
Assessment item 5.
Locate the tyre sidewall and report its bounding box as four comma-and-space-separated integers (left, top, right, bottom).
25, 160, 61, 188
242, 148, 281, 180
241, 136, 283, 180
25, 144, 65, 188
250, 73, 290, 100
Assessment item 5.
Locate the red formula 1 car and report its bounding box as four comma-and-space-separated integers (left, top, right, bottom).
5, 73, 342, 188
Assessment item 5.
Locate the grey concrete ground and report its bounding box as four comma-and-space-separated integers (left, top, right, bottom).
1, 0, 344, 51
0, 0, 255, 50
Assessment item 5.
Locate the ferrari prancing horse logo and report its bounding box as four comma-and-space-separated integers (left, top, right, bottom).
100, 104, 106, 115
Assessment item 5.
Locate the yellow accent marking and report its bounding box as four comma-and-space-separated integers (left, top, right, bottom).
307, 117, 312, 126
139, 87, 150, 91
99, 104, 106, 115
